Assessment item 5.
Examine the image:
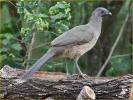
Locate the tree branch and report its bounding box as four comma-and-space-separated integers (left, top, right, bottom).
0, 65, 132, 100
26, 32, 36, 69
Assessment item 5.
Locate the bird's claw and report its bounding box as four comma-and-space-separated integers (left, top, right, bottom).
80, 73, 88, 79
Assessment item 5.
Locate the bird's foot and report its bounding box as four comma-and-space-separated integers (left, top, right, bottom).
79, 73, 88, 79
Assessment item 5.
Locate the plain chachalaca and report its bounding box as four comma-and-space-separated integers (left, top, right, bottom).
20, 7, 112, 80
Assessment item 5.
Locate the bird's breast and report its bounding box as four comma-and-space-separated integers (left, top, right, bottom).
62, 36, 97, 59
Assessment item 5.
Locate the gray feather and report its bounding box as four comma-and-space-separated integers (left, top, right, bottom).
51, 24, 95, 47
20, 49, 55, 80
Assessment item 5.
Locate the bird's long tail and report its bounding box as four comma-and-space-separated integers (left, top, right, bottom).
20, 48, 55, 80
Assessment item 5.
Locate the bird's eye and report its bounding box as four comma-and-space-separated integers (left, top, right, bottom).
101, 10, 104, 14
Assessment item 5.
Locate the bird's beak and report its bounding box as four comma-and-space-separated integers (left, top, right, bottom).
102, 11, 112, 17
108, 12, 112, 15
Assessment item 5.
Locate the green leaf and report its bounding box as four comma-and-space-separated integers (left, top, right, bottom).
33, 13, 48, 18
50, 13, 65, 21
0, 54, 7, 64
0, 47, 8, 53
0, 4, 12, 31
2, 39, 9, 45
11, 44, 22, 51
106, 56, 131, 76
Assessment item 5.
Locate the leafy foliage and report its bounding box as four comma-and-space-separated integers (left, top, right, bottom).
0, 4, 22, 68
106, 56, 131, 76
106, 0, 131, 76
16, 0, 71, 69
17, 0, 71, 43
0, 0, 131, 76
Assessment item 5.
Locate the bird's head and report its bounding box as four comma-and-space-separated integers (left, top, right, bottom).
92, 7, 112, 18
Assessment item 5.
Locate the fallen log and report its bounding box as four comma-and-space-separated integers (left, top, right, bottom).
0, 65, 132, 100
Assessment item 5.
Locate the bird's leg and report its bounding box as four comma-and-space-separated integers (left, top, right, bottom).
75, 58, 86, 78
73, 60, 76, 74
65, 59, 69, 75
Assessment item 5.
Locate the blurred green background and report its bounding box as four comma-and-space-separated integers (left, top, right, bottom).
0, 0, 132, 76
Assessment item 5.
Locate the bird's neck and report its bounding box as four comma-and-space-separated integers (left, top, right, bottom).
89, 15, 102, 33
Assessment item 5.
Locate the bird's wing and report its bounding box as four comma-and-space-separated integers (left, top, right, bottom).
51, 24, 94, 47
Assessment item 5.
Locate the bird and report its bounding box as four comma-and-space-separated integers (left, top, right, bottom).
20, 7, 112, 80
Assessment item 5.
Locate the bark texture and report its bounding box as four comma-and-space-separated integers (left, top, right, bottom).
0, 65, 132, 100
